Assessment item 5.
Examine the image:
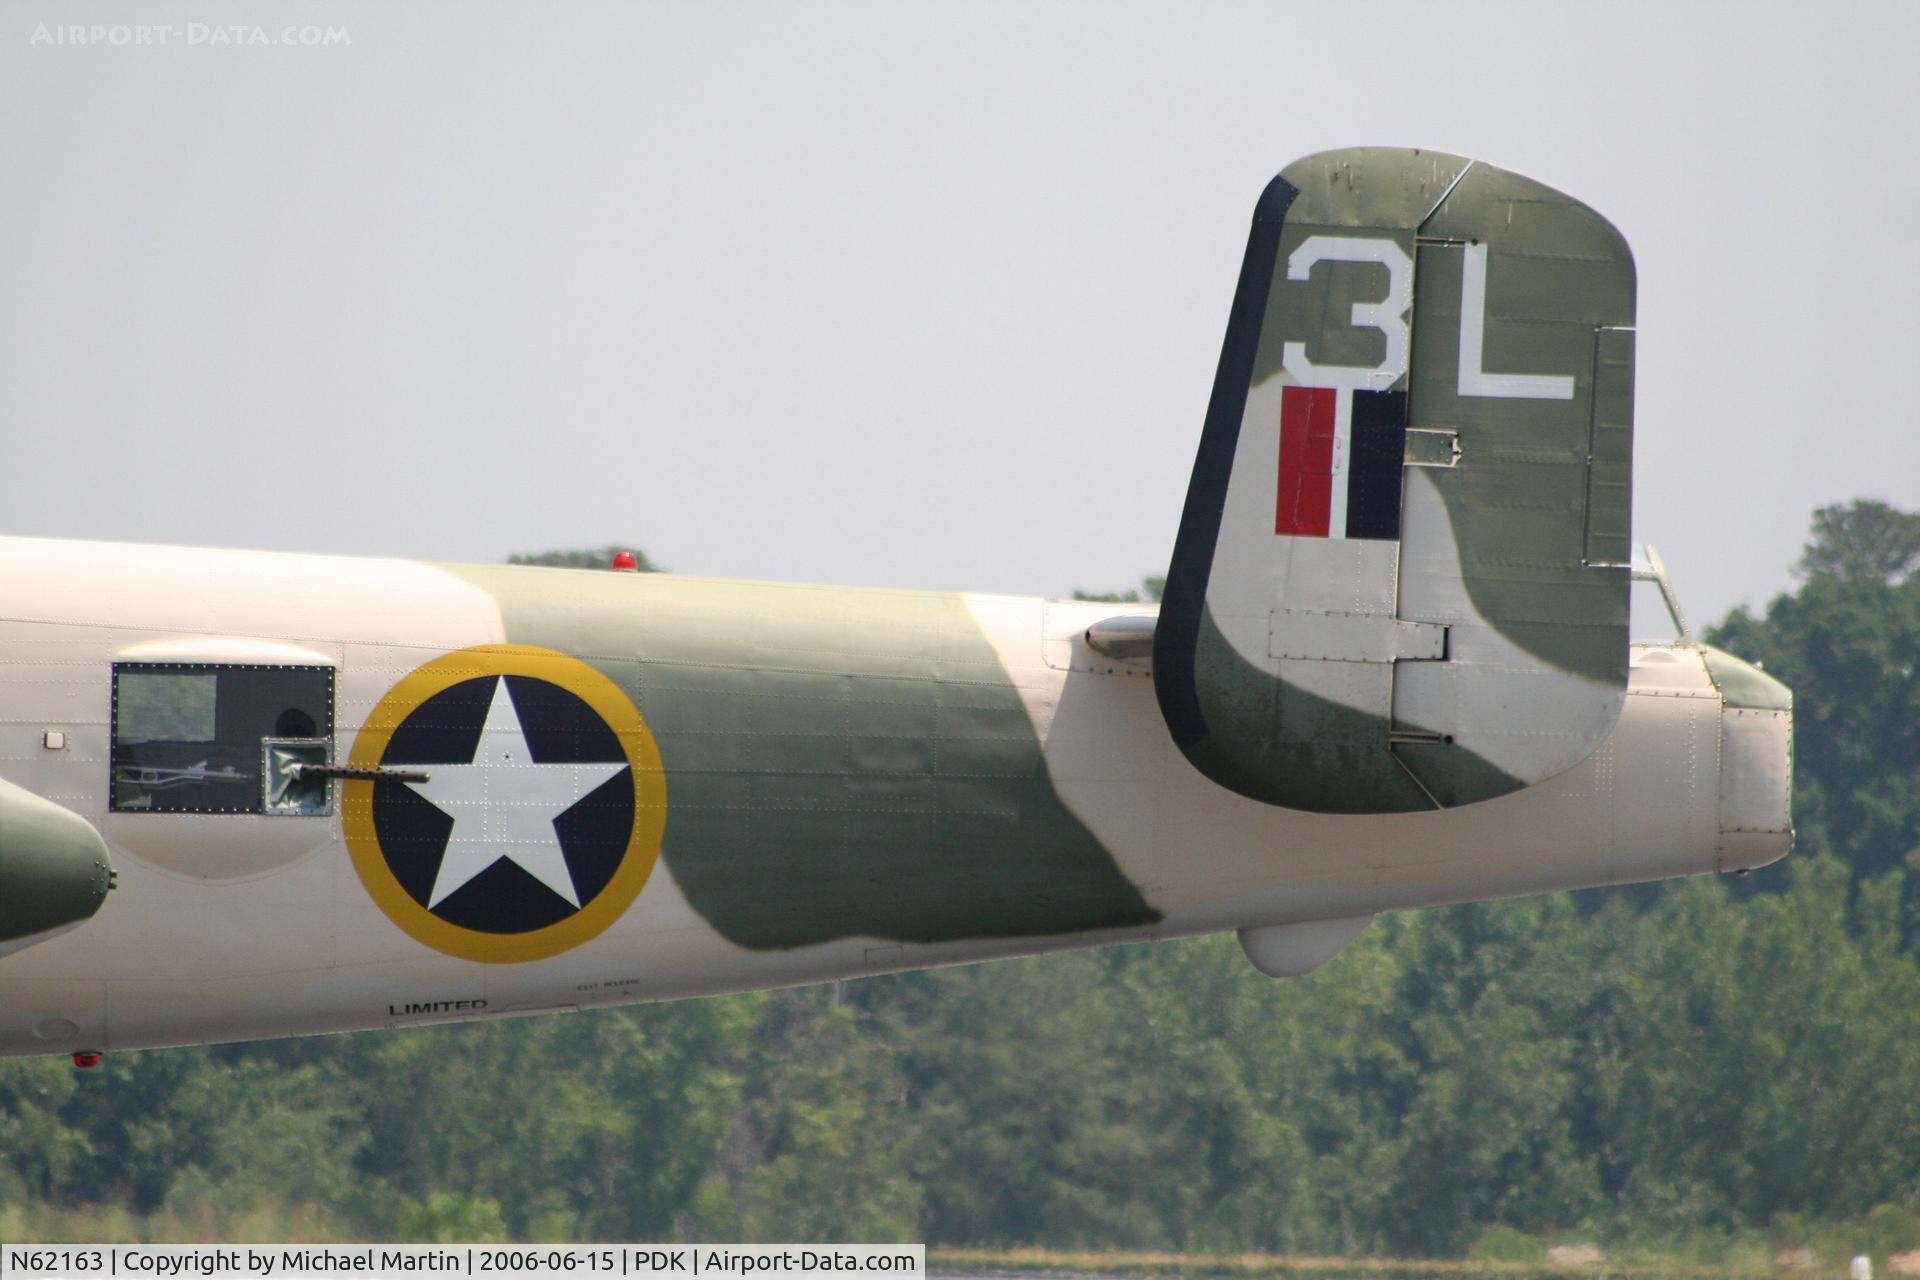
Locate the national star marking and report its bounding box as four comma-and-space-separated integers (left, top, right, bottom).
404, 678, 627, 910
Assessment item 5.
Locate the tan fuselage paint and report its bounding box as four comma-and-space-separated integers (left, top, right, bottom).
0, 537, 1781, 1057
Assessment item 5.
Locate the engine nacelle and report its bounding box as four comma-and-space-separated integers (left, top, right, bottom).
0, 775, 113, 956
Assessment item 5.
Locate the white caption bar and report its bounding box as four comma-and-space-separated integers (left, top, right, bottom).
1, 1246, 926, 1280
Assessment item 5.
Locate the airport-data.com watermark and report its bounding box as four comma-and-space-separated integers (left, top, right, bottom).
28, 21, 351, 47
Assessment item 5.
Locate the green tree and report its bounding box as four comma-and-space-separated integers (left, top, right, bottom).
1590, 857, 1920, 1232
1797, 500, 1920, 581
1371, 899, 1603, 1255
1102, 933, 1345, 1252
393, 1192, 510, 1243
1711, 566, 1920, 890
704, 992, 921, 1242
0, 1057, 87, 1205
871, 955, 1170, 1247
345, 997, 759, 1240
1072, 576, 1165, 604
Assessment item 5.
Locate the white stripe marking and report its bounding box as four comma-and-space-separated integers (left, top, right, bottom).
1327, 386, 1354, 539
1457, 243, 1575, 400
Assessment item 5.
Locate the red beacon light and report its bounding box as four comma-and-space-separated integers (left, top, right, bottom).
72, 1051, 101, 1069
610, 551, 640, 573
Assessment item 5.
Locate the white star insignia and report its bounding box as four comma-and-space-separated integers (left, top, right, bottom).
405, 679, 627, 910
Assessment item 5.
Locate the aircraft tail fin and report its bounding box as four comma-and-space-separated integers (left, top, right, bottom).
1154, 148, 1636, 814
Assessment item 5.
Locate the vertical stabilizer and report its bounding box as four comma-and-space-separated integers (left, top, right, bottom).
1155, 148, 1636, 813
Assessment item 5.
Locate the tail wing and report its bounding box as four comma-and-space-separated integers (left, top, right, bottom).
1154, 148, 1636, 813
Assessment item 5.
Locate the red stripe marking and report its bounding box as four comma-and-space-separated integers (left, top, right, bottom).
1276, 385, 1335, 536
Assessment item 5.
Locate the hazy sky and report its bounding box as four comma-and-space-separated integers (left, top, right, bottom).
3, 1, 1913, 625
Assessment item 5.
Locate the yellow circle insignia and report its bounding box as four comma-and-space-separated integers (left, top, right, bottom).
343, 645, 666, 963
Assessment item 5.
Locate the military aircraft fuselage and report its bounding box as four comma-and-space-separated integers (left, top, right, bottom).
0, 147, 1796, 1058
0, 533, 1788, 1058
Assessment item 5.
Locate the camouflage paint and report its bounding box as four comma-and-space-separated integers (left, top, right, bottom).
0, 149, 1798, 1060
1187, 611, 1522, 813
1158, 148, 1635, 815
446, 566, 1160, 950
0, 774, 113, 943
1408, 161, 1636, 679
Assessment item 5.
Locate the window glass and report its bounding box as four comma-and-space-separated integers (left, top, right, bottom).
115, 672, 217, 743
111, 664, 334, 814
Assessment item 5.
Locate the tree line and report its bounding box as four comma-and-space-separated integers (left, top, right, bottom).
4, 508, 1920, 1257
